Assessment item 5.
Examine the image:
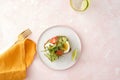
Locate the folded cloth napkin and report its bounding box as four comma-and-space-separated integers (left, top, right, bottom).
0, 29, 36, 80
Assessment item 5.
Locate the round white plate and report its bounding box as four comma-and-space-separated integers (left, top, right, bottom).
37, 25, 81, 70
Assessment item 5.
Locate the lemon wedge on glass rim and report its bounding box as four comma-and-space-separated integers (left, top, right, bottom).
70, 0, 90, 12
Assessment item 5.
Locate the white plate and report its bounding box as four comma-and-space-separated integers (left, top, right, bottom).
37, 25, 81, 70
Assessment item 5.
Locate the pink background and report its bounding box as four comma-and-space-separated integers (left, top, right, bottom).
0, 0, 120, 80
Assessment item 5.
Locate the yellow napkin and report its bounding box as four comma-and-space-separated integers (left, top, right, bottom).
0, 30, 36, 80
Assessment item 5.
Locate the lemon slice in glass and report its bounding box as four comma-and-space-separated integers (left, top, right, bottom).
70, 0, 90, 12
72, 49, 78, 61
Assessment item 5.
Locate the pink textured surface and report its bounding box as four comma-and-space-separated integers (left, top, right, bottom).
0, 0, 120, 80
